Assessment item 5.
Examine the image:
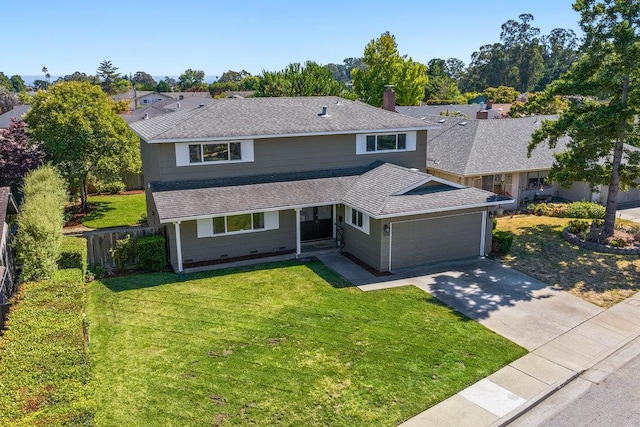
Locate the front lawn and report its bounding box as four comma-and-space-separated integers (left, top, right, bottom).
87, 260, 525, 426
80, 192, 146, 229
497, 215, 640, 307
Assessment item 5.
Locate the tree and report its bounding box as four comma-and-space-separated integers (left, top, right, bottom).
0, 87, 19, 114
132, 71, 157, 90
32, 80, 48, 90
529, 0, 640, 239
178, 69, 205, 91
484, 86, 520, 103
255, 61, 350, 97
218, 70, 250, 83
0, 119, 44, 189
25, 81, 141, 209
57, 71, 98, 84
41, 66, 50, 89
0, 72, 12, 92
10, 75, 25, 92
352, 32, 428, 107
537, 28, 580, 90
156, 79, 171, 92
509, 92, 569, 116
97, 59, 121, 94
238, 75, 260, 90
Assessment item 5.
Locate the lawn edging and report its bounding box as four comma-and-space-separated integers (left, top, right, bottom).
562, 227, 640, 256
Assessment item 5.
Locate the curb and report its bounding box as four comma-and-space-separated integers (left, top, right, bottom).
492, 327, 640, 426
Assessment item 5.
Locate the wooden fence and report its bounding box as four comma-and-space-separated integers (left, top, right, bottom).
81, 226, 165, 270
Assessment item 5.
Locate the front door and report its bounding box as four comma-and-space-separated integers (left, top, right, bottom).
300, 206, 333, 241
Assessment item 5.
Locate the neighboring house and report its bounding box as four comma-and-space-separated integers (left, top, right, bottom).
397, 103, 510, 121
398, 112, 640, 208
130, 96, 508, 274
0, 105, 30, 129
113, 90, 212, 110
120, 97, 215, 124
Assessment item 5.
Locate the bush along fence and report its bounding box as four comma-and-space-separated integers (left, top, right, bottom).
81, 226, 167, 272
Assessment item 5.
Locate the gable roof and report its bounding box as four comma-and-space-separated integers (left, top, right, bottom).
425, 116, 570, 176
130, 96, 438, 142
151, 162, 508, 223
0, 105, 30, 128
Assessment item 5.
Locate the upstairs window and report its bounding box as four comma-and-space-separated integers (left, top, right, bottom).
175, 140, 254, 166
356, 131, 416, 155
366, 133, 407, 152
189, 142, 242, 163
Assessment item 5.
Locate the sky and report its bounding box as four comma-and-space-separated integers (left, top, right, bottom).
2, 0, 582, 80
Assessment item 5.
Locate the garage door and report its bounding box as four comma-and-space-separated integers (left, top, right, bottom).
390, 212, 483, 270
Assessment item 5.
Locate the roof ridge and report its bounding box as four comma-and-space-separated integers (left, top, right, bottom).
461, 121, 482, 176
136, 101, 219, 140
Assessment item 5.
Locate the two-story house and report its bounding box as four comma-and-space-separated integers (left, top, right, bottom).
130, 96, 509, 274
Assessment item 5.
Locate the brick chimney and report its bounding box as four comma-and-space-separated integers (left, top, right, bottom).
383, 85, 396, 112
486, 100, 493, 109
476, 110, 489, 119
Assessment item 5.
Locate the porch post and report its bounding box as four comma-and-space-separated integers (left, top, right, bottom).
295, 208, 301, 258
174, 221, 184, 272
332, 204, 337, 239
480, 211, 487, 256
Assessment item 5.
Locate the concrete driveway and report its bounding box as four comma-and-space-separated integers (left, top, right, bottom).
618, 203, 640, 223
317, 255, 603, 351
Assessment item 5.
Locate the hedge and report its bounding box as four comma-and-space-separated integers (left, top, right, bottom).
492, 230, 515, 255
14, 165, 68, 281
137, 234, 167, 272
0, 268, 94, 425
58, 236, 88, 278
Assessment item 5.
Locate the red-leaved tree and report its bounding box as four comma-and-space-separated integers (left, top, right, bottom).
0, 118, 45, 189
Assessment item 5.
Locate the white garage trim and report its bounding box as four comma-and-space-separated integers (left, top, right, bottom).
388, 211, 485, 272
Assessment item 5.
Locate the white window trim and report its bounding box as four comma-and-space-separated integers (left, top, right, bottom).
175, 140, 254, 166
197, 211, 279, 238
345, 206, 370, 234
355, 131, 416, 155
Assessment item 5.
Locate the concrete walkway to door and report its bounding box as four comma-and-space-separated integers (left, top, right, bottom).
316, 254, 640, 425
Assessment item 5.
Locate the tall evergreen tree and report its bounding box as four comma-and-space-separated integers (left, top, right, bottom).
529, 0, 640, 239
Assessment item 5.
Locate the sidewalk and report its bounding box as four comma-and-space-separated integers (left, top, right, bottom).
400, 290, 640, 426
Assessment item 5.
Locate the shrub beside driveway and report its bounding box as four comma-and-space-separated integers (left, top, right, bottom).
497, 215, 640, 307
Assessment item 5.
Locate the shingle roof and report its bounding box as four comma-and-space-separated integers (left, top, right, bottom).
0, 105, 30, 128
425, 116, 570, 176
130, 96, 437, 142
397, 104, 509, 120
151, 163, 508, 222
120, 97, 216, 123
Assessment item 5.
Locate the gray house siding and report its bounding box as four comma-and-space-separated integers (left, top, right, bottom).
167, 210, 296, 268
339, 208, 384, 271
143, 131, 428, 184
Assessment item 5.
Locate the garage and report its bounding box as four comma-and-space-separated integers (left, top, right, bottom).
389, 211, 485, 270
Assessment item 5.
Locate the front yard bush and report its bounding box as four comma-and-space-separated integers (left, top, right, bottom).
0, 268, 94, 425
492, 230, 515, 255
58, 236, 88, 278
137, 234, 167, 272
14, 165, 68, 281
530, 201, 605, 219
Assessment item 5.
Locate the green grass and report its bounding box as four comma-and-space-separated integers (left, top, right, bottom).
81, 193, 146, 229
497, 215, 640, 307
87, 260, 525, 426
0, 269, 94, 426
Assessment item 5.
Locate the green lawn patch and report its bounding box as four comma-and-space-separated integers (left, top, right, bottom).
0, 269, 94, 425
497, 215, 640, 307
87, 260, 525, 426
81, 193, 146, 229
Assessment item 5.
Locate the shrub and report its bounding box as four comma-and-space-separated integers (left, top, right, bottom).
109, 234, 133, 270
565, 201, 605, 219
58, 236, 87, 278
137, 234, 167, 272
492, 230, 515, 255
95, 180, 126, 195
14, 165, 68, 281
568, 219, 590, 237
